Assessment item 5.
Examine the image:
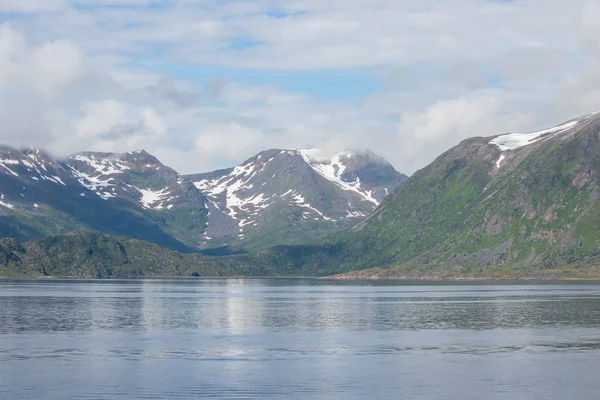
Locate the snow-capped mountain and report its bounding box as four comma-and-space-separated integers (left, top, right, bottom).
65, 150, 205, 211
0, 145, 404, 252
0, 146, 75, 212
8, 111, 600, 279
0, 147, 208, 251
186, 148, 406, 250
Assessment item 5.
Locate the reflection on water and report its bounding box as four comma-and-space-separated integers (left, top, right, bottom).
1, 279, 600, 399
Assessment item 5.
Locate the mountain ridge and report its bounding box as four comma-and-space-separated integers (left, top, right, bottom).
0, 145, 404, 252
4, 110, 600, 279
323, 110, 600, 277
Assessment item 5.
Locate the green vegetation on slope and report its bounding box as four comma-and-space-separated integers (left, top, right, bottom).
3, 115, 600, 280
0, 232, 267, 278
325, 117, 600, 278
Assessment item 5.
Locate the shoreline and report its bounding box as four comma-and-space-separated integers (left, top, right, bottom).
2, 275, 600, 283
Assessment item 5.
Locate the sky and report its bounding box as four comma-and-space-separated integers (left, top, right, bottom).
0, 0, 599, 174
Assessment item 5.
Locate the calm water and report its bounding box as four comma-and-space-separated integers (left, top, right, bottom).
1, 280, 600, 399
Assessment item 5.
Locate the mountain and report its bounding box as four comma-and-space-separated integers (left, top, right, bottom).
0, 148, 206, 251
3, 111, 600, 280
64, 150, 209, 249
0, 146, 404, 253
185, 149, 407, 250
315, 111, 600, 278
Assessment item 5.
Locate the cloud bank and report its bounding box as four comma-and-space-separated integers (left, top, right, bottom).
0, 0, 599, 174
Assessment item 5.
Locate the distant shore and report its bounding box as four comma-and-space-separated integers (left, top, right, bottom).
325, 267, 600, 281
2, 274, 600, 282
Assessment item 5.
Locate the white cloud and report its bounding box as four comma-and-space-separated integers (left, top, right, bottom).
30, 40, 86, 96
394, 94, 532, 173
0, 1, 599, 177
0, 0, 67, 13
0, 24, 90, 97
580, 1, 600, 52
51, 100, 167, 155
0, 24, 27, 91
2, 0, 583, 71
75, 100, 164, 139
194, 122, 265, 162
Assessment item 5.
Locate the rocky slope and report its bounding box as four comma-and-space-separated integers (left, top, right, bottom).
185, 149, 406, 250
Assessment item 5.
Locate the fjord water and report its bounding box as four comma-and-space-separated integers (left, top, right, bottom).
1, 280, 600, 399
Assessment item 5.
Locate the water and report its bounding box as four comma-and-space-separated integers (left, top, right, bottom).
1, 279, 600, 399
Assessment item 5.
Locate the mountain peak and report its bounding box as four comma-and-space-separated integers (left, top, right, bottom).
232, 147, 405, 205
296, 148, 406, 202
69, 149, 162, 166
298, 148, 384, 162
184, 147, 406, 250
0, 145, 70, 190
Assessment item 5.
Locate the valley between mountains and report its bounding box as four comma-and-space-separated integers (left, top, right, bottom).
2, 111, 600, 279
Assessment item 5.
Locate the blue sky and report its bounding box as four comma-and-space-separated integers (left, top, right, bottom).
144, 64, 383, 100
0, 0, 599, 174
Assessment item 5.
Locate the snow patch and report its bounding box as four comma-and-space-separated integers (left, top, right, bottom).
68, 166, 116, 200
0, 194, 14, 209
193, 159, 273, 227
39, 175, 67, 186
71, 155, 131, 176
288, 191, 333, 221
346, 210, 366, 218
21, 160, 34, 169
495, 153, 506, 168
0, 159, 19, 177
138, 187, 173, 210
298, 149, 379, 205
489, 120, 579, 151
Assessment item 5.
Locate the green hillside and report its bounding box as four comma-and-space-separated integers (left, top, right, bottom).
3, 113, 600, 280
